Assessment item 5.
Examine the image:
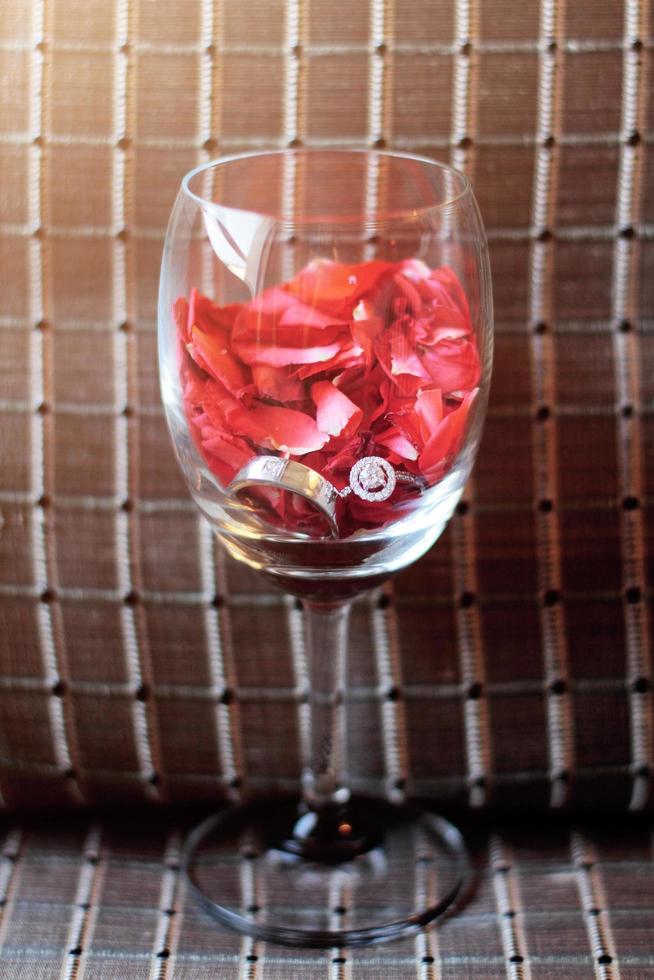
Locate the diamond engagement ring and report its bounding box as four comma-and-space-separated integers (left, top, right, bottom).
229, 455, 423, 537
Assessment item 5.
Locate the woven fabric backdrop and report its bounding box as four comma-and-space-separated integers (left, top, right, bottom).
0, 0, 652, 812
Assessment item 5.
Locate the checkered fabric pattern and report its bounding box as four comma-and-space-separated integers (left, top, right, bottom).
0, 810, 651, 978
0, 0, 653, 813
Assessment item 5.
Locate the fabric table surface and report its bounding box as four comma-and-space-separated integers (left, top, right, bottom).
0, 806, 651, 979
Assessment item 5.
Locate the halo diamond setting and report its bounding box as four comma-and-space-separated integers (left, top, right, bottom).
347, 456, 397, 502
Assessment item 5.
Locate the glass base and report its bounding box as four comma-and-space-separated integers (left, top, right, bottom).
182, 796, 470, 948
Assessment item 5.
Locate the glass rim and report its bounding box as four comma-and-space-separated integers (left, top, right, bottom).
181, 148, 472, 225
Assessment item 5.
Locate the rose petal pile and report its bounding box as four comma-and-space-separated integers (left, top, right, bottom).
176, 257, 480, 536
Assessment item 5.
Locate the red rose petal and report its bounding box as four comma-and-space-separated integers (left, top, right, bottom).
396, 258, 431, 281
419, 337, 481, 393
321, 434, 365, 479
399, 260, 471, 322
202, 431, 255, 481
431, 265, 471, 320
417, 303, 471, 335
279, 301, 348, 330
334, 365, 385, 427
287, 258, 394, 312
419, 389, 477, 479
198, 382, 328, 456
188, 287, 242, 333
374, 426, 419, 461
346, 493, 414, 528
188, 323, 250, 397
418, 324, 470, 345
351, 306, 384, 369
299, 449, 331, 477
255, 286, 297, 317
195, 379, 243, 438
389, 330, 430, 379
237, 338, 344, 368
387, 405, 422, 447
251, 364, 305, 402
414, 387, 444, 441
295, 342, 364, 379
370, 376, 394, 423
247, 402, 329, 454
182, 368, 213, 412
375, 319, 427, 396
391, 272, 423, 317
396, 262, 471, 333
174, 297, 190, 343
232, 304, 345, 367
311, 380, 363, 438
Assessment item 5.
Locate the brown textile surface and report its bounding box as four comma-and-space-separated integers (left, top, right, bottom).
0, 0, 653, 811
0, 810, 652, 977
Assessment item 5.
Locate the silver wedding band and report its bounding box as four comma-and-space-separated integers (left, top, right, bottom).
229, 456, 341, 536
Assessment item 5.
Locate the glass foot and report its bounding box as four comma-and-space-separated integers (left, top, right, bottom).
182, 796, 471, 948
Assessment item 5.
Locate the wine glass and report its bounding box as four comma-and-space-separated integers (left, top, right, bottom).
158, 149, 493, 948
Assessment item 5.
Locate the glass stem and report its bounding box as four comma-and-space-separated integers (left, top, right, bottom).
301, 599, 352, 812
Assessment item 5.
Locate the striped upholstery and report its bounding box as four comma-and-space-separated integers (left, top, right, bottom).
0, 0, 653, 812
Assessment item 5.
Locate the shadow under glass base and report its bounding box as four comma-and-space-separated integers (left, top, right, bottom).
182, 796, 471, 949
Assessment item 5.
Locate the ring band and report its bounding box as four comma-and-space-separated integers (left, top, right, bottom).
229, 456, 341, 537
